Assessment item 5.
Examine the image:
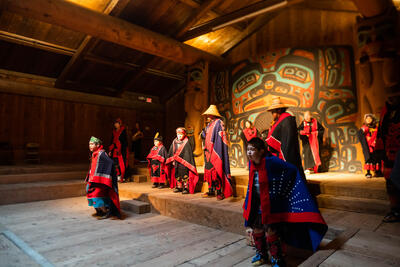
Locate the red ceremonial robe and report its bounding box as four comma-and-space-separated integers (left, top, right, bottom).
203, 119, 233, 198
266, 112, 305, 178
109, 126, 129, 180
166, 137, 199, 194
243, 156, 327, 251
86, 147, 121, 215
146, 144, 168, 184
299, 119, 323, 168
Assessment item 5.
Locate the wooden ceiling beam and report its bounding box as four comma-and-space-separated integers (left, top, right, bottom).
221, 0, 306, 56
1, 0, 227, 66
0, 30, 76, 55
175, 0, 225, 39
179, 0, 291, 41
221, 11, 282, 56
116, 0, 222, 96
84, 54, 185, 81
178, 0, 246, 31
55, 0, 130, 87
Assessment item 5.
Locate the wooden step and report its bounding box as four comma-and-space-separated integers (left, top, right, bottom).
317, 180, 388, 200
132, 175, 147, 183
131, 166, 149, 176
0, 171, 87, 184
0, 164, 88, 175
316, 194, 390, 215
0, 180, 86, 205
120, 199, 150, 214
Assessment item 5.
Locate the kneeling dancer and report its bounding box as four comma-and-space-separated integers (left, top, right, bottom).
243, 137, 327, 266
167, 127, 199, 194
86, 136, 121, 219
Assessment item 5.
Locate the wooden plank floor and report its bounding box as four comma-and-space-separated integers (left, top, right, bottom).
0, 197, 255, 267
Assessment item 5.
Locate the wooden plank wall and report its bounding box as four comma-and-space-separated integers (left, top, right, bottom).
0, 92, 164, 163
227, 8, 357, 62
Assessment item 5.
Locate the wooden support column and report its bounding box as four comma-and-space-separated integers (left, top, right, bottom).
351, 0, 399, 117
184, 61, 209, 166
1, 0, 227, 66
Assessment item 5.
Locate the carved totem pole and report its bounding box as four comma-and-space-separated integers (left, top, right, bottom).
353, 0, 400, 119
184, 61, 209, 166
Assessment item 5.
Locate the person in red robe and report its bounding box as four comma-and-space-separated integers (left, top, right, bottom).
241, 120, 259, 169
357, 114, 383, 178
166, 127, 199, 194
86, 136, 121, 220
109, 118, 129, 182
146, 133, 168, 189
201, 105, 233, 200
265, 97, 305, 180
243, 137, 327, 266
298, 111, 324, 174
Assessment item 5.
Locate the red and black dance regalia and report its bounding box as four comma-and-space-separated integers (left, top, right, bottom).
357, 115, 382, 177
86, 144, 121, 217
298, 118, 324, 173
243, 154, 327, 262
376, 101, 400, 221
201, 117, 233, 199
146, 134, 168, 187
266, 112, 305, 178
109, 119, 129, 182
241, 123, 258, 167
166, 129, 199, 194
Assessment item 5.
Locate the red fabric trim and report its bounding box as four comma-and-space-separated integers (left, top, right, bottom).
109, 126, 125, 155
166, 137, 197, 174
146, 145, 166, 163
90, 175, 113, 188
243, 158, 270, 220
267, 112, 291, 139
266, 136, 285, 161
265, 212, 327, 225
204, 120, 217, 162
205, 119, 233, 197
243, 127, 257, 141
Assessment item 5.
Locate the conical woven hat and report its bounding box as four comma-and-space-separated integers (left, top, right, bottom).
266, 96, 290, 111
202, 105, 222, 117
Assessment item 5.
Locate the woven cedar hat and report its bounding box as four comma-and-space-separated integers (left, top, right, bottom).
202, 104, 222, 117
266, 96, 290, 111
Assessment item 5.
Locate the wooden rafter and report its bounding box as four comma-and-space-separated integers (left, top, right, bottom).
55, 0, 130, 87
0, 30, 76, 56
116, 0, 223, 96
178, 0, 246, 31
84, 54, 185, 81
180, 0, 290, 41
1, 0, 227, 66
221, 11, 282, 56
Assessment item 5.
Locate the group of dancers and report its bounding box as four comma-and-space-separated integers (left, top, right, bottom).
84, 94, 400, 266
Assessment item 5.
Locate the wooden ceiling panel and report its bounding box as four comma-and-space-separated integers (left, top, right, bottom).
0, 40, 70, 77
0, 1, 110, 50
184, 26, 243, 55
217, 0, 263, 14
66, 59, 127, 88
119, 0, 195, 36
0, 11, 86, 49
